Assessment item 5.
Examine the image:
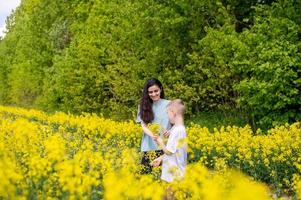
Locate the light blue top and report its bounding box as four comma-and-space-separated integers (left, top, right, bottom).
136, 99, 171, 152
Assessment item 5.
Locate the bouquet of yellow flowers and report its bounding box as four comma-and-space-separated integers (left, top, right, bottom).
147, 123, 169, 144
147, 123, 162, 136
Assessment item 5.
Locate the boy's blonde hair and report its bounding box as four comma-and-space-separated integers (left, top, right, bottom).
167, 99, 185, 116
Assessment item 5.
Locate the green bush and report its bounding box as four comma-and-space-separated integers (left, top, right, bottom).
234, 3, 301, 129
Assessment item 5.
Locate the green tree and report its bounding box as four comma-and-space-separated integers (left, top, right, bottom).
234, 2, 301, 129
5, 0, 68, 107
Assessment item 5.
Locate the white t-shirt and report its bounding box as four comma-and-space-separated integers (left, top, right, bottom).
161, 125, 187, 183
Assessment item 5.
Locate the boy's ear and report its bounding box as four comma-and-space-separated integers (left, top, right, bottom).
173, 110, 177, 116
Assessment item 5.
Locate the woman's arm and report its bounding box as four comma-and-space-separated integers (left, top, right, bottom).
141, 122, 156, 139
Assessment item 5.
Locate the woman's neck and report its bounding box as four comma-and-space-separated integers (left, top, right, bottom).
153, 98, 162, 104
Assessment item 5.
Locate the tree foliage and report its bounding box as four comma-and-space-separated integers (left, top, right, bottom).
0, 0, 300, 129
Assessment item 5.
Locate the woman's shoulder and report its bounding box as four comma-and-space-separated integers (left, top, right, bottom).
161, 99, 170, 105
153, 99, 170, 109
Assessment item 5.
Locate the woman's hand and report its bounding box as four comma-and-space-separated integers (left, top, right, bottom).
152, 134, 159, 140
154, 136, 163, 145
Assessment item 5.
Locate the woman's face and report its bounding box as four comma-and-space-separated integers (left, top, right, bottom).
148, 85, 161, 102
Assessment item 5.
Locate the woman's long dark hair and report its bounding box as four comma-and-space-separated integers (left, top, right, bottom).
139, 78, 165, 124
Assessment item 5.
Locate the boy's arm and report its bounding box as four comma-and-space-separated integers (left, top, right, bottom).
151, 155, 163, 167
155, 137, 172, 155
141, 123, 156, 139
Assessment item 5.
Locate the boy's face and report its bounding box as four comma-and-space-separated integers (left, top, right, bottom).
167, 106, 176, 124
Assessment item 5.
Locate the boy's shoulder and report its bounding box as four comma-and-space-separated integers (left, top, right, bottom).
174, 124, 186, 129
171, 125, 186, 134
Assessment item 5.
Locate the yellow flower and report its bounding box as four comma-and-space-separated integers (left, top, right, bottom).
147, 123, 162, 136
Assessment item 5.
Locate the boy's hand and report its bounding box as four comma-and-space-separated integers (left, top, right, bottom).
151, 157, 162, 167
163, 130, 171, 138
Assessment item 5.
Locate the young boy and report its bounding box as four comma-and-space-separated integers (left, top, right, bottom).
141, 99, 187, 183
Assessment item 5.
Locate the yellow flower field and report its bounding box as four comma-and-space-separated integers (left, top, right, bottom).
0, 105, 300, 199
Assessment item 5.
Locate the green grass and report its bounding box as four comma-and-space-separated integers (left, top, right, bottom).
186, 110, 249, 131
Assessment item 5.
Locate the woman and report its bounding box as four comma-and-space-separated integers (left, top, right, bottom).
137, 78, 171, 174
